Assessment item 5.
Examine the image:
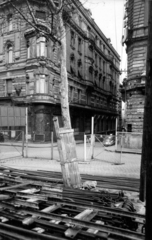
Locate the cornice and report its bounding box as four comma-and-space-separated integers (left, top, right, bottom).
72, 0, 120, 60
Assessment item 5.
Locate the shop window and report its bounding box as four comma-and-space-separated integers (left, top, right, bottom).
36, 74, 48, 94
37, 37, 47, 57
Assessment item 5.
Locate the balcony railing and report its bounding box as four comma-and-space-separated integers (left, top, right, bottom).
26, 94, 55, 104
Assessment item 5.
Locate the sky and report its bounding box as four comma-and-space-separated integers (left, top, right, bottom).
80, 0, 127, 81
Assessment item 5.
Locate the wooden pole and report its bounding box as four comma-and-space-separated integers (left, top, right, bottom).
90, 117, 94, 159
115, 117, 118, 151
84, 134, 86, 161
140, 1, 152, 239
22, 131, 25, 157
51, 132, 53, 160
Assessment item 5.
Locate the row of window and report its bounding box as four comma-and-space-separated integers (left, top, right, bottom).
4, 37, 48, 64
5, 75, 48, 96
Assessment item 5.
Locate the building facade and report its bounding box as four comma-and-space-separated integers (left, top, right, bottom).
122, 0, 149, 132
0, 0, 120, 141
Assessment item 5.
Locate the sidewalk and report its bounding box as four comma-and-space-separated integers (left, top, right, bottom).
0, 140, 83, 148
0, 141, 142, 154
105, 145, 141, 155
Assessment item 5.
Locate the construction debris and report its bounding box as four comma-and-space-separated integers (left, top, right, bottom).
0, 167, 145, 240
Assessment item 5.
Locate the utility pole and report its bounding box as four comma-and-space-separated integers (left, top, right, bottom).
140, 0, 152, 239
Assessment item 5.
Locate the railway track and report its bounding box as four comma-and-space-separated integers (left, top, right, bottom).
0, 167, 144, 240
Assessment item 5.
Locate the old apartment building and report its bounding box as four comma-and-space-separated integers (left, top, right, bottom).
122, 0, 149, 132
0, 0, 120, 141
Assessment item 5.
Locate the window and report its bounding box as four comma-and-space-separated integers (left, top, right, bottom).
27, 41, 30, 59
103, 44, 105, 52
78, 89, 81, 103
7, 44, 13, 63
103, 61, 106, 73
69, 86, 74, 102
35, 11, 46, 20
86, 92, 91, 105
78, 37, 82, 53
70, 53, 76, 75
95, 53, 98, 66
99, 57, 101, 69
6, 79, 12, 96
89, 66, 93, 81
103, 76, 106, 90
36, 75, 48, 94
78, 59, 82, 79
7, 14, 13, 31
70, 30, 75, 48
127, 124, 132, 132
37, 37, 47, 57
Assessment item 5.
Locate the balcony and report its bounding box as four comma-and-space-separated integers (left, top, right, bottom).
26, 94, 55, 104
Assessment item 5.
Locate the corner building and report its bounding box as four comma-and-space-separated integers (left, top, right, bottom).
0, 0, 120, 141
122, 0, 149, 132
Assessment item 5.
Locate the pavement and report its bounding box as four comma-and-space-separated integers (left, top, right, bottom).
0, 141, 141, 179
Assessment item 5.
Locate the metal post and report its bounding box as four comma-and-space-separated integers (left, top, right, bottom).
84, 134, 86, 161
25, 107, 28, 158
21, 131, 24, 157
91, 117, 94, 135
91, 117, 94, 159
115, 117, 118, 151
51, 132, 53, 160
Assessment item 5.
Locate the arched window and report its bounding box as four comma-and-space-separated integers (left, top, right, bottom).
36, 37, 47, 57
7, 44, 13, 63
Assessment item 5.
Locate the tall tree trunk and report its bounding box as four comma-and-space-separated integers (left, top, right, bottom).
140, 1, 152, 239
58, 12, 71, 129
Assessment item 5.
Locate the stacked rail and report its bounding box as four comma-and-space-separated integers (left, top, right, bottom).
0, 167, 144, 240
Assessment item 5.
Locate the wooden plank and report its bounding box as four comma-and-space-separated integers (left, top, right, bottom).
53, 117, 81, 188
65, 209, 98, 238
23, 204, 62, 226
59, 128, 74, 134
0, 183, 31, 192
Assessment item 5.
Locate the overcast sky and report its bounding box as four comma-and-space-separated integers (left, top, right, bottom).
80, 0, 127, 79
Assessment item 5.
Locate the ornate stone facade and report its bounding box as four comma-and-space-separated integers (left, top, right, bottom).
122, 0, 149, 132
0, 0, 120, 141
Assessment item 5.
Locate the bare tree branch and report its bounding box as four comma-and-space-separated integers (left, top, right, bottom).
47, 0, 63, 14
25, 0, 37, 25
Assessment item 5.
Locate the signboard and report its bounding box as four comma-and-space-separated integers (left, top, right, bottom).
0, 106, 26, 127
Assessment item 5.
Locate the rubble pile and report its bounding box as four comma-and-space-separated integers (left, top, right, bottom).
0, 167, 145, 240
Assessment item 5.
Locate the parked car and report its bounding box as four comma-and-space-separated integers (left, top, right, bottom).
103, 134, 115, 147
0, 132, 4, 142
